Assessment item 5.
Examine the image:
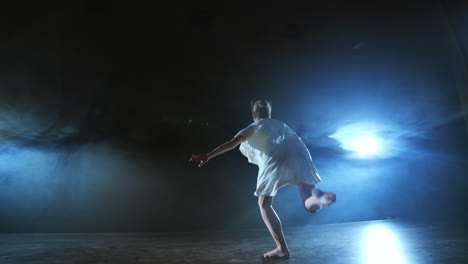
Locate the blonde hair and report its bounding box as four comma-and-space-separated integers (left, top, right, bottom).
252, 100, 272, 119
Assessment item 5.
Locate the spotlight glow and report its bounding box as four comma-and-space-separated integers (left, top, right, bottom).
349, 135, 379, 154
328, 122, 400, 158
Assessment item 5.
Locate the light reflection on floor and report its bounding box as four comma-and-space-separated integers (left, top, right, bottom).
0, 219, 466, 263
362, 223, 407, 264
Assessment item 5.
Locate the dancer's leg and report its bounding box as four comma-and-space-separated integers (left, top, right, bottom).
298, 183, 321, 213
298, 183, 314, 205
258, 196, 290, 259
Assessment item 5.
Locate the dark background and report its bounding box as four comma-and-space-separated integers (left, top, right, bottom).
0, 1, 467, 233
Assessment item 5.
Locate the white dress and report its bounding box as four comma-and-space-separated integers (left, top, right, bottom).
235, 118, 322, 196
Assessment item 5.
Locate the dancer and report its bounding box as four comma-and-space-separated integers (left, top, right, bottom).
190, 100, 336, 259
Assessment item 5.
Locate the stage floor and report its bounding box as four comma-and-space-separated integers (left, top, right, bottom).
0, 219, 467, 263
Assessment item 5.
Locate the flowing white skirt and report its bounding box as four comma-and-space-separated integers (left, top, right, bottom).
240, 135, 322, 196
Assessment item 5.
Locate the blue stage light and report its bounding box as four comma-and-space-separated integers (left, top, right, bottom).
349, 135, 379, 154
329, 122, 400, 158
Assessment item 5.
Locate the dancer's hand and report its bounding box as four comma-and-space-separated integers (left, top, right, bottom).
189, 154, 210, 167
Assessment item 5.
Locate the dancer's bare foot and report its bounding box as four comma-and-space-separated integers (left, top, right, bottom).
312, 188, 336, 206
304, 188, 336, 213
263, 248, 290, 259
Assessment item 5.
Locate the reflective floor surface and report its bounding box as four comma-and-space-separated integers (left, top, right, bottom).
0, 219, 467, 263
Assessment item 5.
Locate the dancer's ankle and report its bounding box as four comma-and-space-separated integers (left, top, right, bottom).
278, 245, 289, 252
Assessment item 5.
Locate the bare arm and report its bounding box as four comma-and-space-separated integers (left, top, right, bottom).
207, 135, 246, 160
190, 135, 246, 167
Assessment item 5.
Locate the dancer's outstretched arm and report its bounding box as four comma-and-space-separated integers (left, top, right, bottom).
190, 135, 246, 167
